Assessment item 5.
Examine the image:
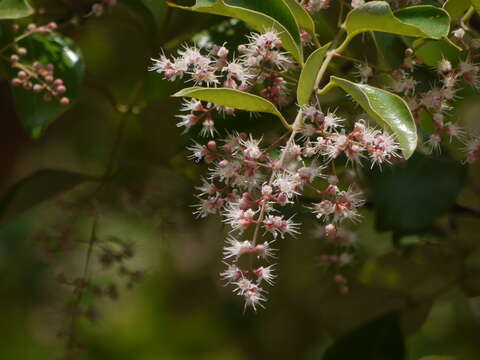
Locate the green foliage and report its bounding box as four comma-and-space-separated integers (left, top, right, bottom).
0, 169, 93, 224
282, 0, 315, 37
345, 2, 450, 41
9, 33, 85, 138
0, 0, 32, 20
120, 0, 167, 35
297, 43, 330, 105
168, 0, 304, 64
319, 76, 417, 159
322, 313, 405, 360
443, 0, 470, 20
173, 86, 289, 127
367, 154, 466, 232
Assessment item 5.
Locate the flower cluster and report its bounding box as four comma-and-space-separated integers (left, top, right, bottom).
150, 30, 294, 110
7, 22, 70, 105
152, 31, 404, 311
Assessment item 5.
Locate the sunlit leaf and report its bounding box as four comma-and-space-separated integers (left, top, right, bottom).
319, 76, 417, 159
9, 33, 85, 138
0, 0, 33, 19
297, 43, 330, 106
345, 1, 450, 43
173, 87, 289, 126
168, 0, 303, 64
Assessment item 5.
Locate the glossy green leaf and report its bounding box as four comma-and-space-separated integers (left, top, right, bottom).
443, 0, 470, 20
282, 0, 315, 36
345, 1, 450, 43
319, 76, 417, 159
0, 0, 33, 19
10, 33, 85, 138
322, 313, 405, 360
168, 0, 303, 64
297, 43, 330, 106
173, 87, 288, 126
0, 170, 94, 224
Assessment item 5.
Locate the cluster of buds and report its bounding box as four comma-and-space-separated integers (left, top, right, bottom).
150, 31, 294, 106
10, 61, 69, 105
7, 22, 70, 105
91, 0, 117, 16
153, 31, 404, 310
318, 224, 358, 294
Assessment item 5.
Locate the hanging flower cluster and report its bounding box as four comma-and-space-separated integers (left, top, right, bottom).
150, 30, 403, 310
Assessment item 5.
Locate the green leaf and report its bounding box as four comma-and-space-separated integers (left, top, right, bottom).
0, 170, 94, 224
9, 33, 85, 138
322, 313, 405, 360
168, 0, 303, 64
121, 0, 167, 35
173, 87, 289, 127
413, 38, 461, 67
282, 0, 315, 36
419, 357, 457, 360
373, 32, 405, 70
443, 0, 470, 20
345, 1, 450, 42
0, 0, 33, 19
319, 76, 417, 159
297, 43, 330, 106
367, 153, 466, 232
472, 0, 480, 15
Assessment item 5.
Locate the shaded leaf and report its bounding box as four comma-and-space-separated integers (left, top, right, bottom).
345, 2, 450, 43
168, 0, 303, 64
373, 32, 405, 70
0, 0, 33, 19
0, 170, 94, 224
173, 87, 289, 126
367, 153, 466, 232
121, 0, 167, 35
297, 43, 330, 106
322, 312, 405, 360
10, 33, 85, 138
319, 76, 417, 159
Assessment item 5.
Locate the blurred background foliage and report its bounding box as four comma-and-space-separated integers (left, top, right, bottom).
0, 0, 479, 359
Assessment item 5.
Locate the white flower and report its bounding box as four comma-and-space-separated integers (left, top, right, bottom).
254, 265, 276, 285
220, 263, 243, 283
223, 237, 253, 260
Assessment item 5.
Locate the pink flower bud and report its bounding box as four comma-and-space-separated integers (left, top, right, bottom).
207, 140, 217, 151
60, 97, 70, 105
